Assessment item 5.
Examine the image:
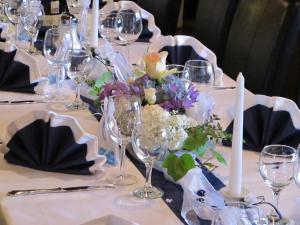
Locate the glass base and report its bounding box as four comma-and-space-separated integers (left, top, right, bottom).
65, 101, 88, 111
107, 173, 138, 186
268, 216, 294, 225
133, 186, 164, 199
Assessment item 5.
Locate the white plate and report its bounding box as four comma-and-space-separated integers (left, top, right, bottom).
82, 215, 139, 225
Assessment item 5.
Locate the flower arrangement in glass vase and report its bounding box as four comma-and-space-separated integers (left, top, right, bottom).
92, 51, 230, 181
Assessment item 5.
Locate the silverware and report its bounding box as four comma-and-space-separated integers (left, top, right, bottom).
214, 86, 236, 90
0, 100, 49, 105
7, 184, 116, 196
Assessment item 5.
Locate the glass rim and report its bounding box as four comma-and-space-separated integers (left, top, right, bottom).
185, 59, 213, 69
261, 144, 296, 156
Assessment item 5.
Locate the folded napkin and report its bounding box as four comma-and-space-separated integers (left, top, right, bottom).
223, 95, 300, 151
0, 110, 107, 175
101, 1, 161, 42
0, 42, 43, 93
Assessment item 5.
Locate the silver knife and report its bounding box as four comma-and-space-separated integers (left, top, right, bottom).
0, 100, 48, 105
7, 184, 116, 196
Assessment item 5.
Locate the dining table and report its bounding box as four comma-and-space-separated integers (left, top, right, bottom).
0, 8, 300, 225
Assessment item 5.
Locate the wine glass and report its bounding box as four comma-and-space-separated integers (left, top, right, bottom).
211, 201, 267, 225
44, 27, 73, 99
65, 48, 93, 110
259, 145, 296, 223
294, 145, 300, 188
131, 121, 167, 199
20, 3, 44, 54
184, 60, 215, 91
115, 8, 142, 62
99, 11, 118, 42
5, 0, 23, 44
105, 94, 141, 186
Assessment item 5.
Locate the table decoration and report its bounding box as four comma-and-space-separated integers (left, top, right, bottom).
95, 51, 230, 182
90, 0, 99, 48
228, 73, 244, 198
0, 110, 107, 175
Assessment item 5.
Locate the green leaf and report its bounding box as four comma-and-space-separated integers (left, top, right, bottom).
183, 127, 208, 151
95, 71, 112, 87
213, 151, 227, 165
162, 153, 196, 181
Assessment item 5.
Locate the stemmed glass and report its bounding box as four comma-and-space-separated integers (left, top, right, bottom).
115, 8, 142, 62
184, 60, 215, 91
44, 27, 72, 99
5, 0, 23, 44
99, 11, 118, 42
131, 121, 167, 199
64, 48, 93, 110
105, 94, 140, 186
20, 3, 44, 54
259, 145, 296, 223
294, 145, 300, 188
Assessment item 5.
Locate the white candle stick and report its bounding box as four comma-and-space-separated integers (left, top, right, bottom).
90, 0, 99, 48
228, 72, 244, 197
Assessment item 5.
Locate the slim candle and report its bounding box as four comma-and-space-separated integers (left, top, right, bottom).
228, 73, 244, 197
90, 0, 99, 48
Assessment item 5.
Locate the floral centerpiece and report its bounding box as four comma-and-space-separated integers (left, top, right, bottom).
89, 52, 230, 181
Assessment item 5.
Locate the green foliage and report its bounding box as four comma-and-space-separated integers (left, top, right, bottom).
162, 153, 196, 181
86, 71, 112, 96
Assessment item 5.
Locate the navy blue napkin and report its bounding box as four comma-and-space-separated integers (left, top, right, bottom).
160, 45, 206, 65
3, 111, 105, 175
223, 104, 300, 151
0, 49, 38, 93
137, 19, 153, 42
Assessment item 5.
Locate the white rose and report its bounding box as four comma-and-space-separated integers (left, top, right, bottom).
144, 88, 157, 105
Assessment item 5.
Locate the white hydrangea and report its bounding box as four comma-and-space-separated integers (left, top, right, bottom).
140, 105, 197, 151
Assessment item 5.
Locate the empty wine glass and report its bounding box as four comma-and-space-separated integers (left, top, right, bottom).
5, 0, 23, 44
115, 8, 142, 61
105, 94, 140, 186
44, 27, 72, 99
259, 145, 296, 223
132, 122, 167, 199
20, 3, 44, 54
294, 145, 300, 188
99, 11, 118, 42
184, 60, 215, 91
65, 48, 93, 110
211, 202, 267, 225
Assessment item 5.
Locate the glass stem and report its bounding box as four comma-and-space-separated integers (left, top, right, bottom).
126, 45, 130, 63
74, 81, 81, 104
271, 189, 281, 218
15, 23, 19, 43
144, 159, 154, 189
119, 142, 127, 179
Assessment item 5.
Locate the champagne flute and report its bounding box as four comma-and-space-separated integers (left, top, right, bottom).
5, 0, 23, 44
131, 121, 167, 199
105, 94, 140, 186
20, 3, 44, 54
259, 145, 296, 223
43, 27, 72, 99
65, 48, 93, 110
294, 145, 300, 188
114, 8, 142, 62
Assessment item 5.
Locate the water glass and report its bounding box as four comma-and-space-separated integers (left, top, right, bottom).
105, 94, 141, 186
212, 202, 267, 225
184, 60, 215, 88
5, 0, 23, 43
44, 27, 72, 99
132, 122, 167, 199
65, 49, 93, 110
259, 144, 296, 223
99, 11, 118, 42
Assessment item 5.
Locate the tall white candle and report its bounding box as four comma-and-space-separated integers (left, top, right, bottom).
228, 73, 244, 197
90, 0, 99, 48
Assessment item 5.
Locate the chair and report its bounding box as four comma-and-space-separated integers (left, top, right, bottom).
221, 0, 300, 104
192, 0, 240, 64
135, 0, 182, 35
